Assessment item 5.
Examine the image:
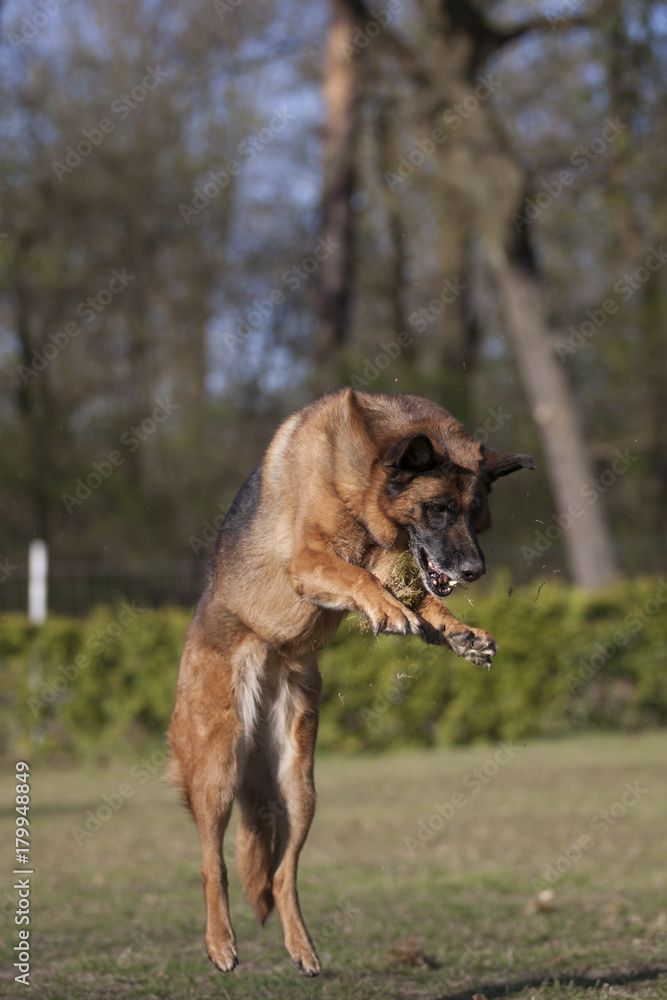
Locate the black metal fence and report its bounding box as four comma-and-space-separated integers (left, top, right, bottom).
0, 533, 665, 618
0, 558, 207, 617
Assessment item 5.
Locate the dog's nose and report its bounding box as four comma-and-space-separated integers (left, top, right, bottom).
460, 558, 485, 583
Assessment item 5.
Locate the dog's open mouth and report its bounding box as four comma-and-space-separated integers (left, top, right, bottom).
416, 546, 458, 598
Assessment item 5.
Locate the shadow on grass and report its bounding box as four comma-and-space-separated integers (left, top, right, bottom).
437, 964, 667, 1000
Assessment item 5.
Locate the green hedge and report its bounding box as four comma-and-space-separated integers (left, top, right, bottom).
320, 576, 667, 751
1, 578, 666, 758
0, 603, 190, 758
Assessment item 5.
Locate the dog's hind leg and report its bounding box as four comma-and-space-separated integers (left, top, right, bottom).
193, 781, 238, 972
235, 744, 277, 926
168, 638, 241, 972
269, 655, 323, 977
170, 759, 239, 971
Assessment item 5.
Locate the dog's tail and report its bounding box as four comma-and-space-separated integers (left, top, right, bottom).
235, 808, 276, 925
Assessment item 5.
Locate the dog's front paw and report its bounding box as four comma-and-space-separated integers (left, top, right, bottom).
446, 627, 496, 668
366, 597, 426, 639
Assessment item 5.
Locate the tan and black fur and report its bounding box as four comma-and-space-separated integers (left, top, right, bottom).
167, 389, 534, 976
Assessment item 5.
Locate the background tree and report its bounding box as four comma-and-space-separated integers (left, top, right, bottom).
1, 0, 665, 611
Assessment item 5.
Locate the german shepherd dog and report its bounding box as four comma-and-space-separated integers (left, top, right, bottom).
167, 389, 534, 976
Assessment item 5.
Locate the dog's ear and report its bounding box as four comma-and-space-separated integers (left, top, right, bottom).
482, 446, 535, 481
382, 434, 443, 476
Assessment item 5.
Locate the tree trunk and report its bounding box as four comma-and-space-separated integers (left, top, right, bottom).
435, 0, 620, 588
487, 248, 619, 588
315, 0, 359, 361
315, 0, 621, 588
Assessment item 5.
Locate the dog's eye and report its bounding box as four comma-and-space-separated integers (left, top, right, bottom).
426, 500, 458, 516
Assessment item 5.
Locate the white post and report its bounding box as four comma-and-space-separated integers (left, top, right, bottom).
28, 539, 48, 624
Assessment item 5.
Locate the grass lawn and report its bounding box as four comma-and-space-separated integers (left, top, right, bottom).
1, 732, 666, 999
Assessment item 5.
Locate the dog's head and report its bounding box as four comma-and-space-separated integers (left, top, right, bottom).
378, 433, 535, 597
